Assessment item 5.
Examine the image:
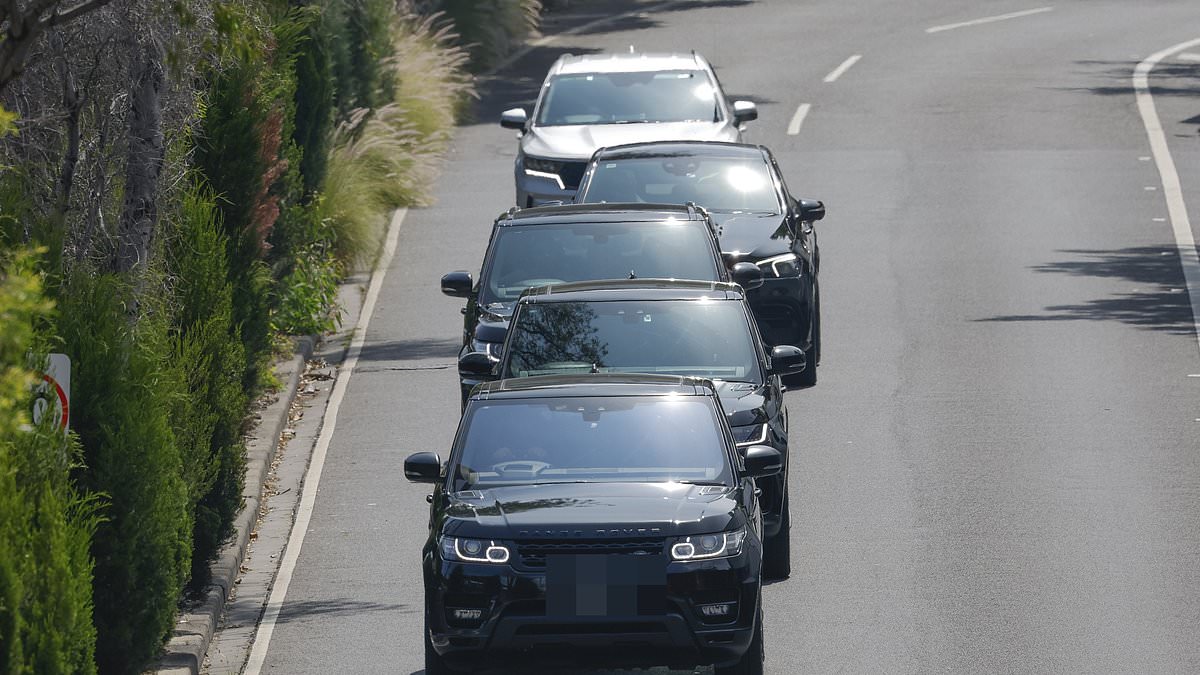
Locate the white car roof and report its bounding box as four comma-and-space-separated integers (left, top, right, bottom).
553, 52, 706, 75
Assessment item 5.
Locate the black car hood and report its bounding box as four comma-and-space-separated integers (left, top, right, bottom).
709, 212, 791, 261
714, 380, 769, 427
442, 482, 739, 539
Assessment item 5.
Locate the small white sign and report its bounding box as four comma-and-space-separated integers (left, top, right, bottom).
33, 353, 71, 430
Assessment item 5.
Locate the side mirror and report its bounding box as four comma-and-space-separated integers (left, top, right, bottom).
767, 345, 806, 376
730, 261, 764, 291
732, 100, 758, 125
500, 107, 528, 130
404, 451, 442, 483
797, 198, 825, 222
459, 351, 498, 378
741, 444, 782, 478
441, 271, 473, 298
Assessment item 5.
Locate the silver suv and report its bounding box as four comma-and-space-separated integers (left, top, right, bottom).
501, 51, 757, 207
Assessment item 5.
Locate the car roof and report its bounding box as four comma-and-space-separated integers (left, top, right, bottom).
552, 52, 706, 75
495, 202, 710, 227
470, 373, 716, 400
592, 141, 768, 161
519, 278, 745, 304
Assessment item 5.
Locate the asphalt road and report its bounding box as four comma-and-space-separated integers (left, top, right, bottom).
249, 1, 1200, 672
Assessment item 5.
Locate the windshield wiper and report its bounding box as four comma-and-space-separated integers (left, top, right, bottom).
672, 480, 729, 486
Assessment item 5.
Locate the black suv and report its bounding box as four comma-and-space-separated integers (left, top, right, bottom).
405, 374, 780, 674
441, 203, 763, 403
576, 141, 826, 386
471, 278, 803, 578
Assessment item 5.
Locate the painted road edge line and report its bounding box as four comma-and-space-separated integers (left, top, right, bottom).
243, 207, 408, 675
926, 6, 1053, 34
788, 103, 812, 136
824, 54, 862, 83
1134, 37, 1200, 360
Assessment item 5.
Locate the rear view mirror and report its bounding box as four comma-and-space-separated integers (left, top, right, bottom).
459, 351, 498, 377
797, 198, 825, 222
404, 451, 442, 483
732, 100, 758, 125
500, 107, 528, 130
730, 262, 764, 291
441, 271, 473, 298
767, 345, 806, 376
741, 445, 782, 478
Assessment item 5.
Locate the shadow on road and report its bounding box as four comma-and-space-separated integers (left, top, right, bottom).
276, 598, 410, 624
356, 337, 462, 363
976, 246, 1195, 334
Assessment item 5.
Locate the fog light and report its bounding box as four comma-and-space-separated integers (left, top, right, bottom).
452, 608, 483, 621
699, 603, 733, 618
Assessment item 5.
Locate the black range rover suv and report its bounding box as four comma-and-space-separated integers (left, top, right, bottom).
575, 141, 827, 386
440, 203, 763, 404
404, 374, 781, 674
471, 279, 804, 578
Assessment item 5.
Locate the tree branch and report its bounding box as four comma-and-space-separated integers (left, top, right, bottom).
43, 0, 116, 28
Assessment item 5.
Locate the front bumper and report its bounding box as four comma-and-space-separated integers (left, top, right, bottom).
425, 546, 761, 670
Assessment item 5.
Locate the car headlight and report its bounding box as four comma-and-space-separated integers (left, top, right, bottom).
670, 527, 748, 561
440, 536, 511, 564
731, 424, 767, 448
756, 253, 800, 278
523, 156, 564, 175
470, 339, 502, 360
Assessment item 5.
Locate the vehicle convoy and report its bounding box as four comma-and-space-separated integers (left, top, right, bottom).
480, 279, 803, 578
500, 52, 758, 206
575, 141, 826, 385
441, 203, 764, 404
405, 374, 779, 674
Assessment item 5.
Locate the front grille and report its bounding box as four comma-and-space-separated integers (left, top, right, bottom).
516, 622, 667, 636
558, 161, 587, 189
753, 304, 802, 346
515, 538, 665, 569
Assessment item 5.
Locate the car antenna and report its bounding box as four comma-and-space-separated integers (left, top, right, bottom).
591, 363, 600, 373
628, 269, 637, 279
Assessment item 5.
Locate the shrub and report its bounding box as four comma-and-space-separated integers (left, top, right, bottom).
165, 183, 249, 589
0, 250, 98, 675
57, 273, 190, 675
319, 13, 474, 268
433, 0, 541, 70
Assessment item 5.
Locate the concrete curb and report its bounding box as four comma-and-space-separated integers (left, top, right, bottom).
155, 335, 315, 675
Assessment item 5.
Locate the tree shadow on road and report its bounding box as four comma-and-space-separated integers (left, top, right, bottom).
276, 598, 411, 625
975, 246, 1196, 334
356, 337, 462, 365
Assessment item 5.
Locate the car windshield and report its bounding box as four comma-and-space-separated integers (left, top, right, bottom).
503, 300, 762, 384
580, 156, 781, 214
536, 70, 720, 126
480, 223, 722, 305
454, 397, 731, 489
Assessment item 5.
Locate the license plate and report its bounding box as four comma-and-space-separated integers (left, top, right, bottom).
545, 555, 666, 617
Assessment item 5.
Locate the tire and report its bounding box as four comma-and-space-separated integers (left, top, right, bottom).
790, 283, 820, 388
762, 490, 791, 581
424, 615, 452, 675
715, 606, 764, 675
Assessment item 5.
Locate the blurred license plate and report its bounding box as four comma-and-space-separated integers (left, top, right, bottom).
545, 554, 665, 617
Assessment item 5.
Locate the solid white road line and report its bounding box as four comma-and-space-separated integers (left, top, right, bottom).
926, 6, 1053, 34
787, 103, 812, 136
243, 208, 409, 675
1135, 37, 1200, 360
823, 54, 862, 83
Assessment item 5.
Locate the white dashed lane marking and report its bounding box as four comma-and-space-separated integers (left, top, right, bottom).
787, 103, 812, 136
926, 6, 1054, 34
823, 54, 862, 83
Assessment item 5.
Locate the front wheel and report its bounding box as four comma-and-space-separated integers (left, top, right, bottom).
762, 490, 791, 580
714, 606, 764, 675
424, 615, 452, 675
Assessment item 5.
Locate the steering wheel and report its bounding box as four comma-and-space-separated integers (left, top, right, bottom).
492, 460, 551, 479
513, 278, 566, 288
